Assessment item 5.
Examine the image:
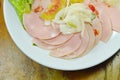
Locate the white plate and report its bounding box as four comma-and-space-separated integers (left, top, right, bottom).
4, 0, 120, 70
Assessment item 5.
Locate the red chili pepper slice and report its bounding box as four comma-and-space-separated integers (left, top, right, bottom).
88, 3, 99, 15
88, 4, 96, 12
34, 6, 43, 13
94, 29, 99, 36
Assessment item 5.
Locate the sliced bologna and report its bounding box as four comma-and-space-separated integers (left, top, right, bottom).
83, 23, 95, 54
91, 17, 102, 45
41, 34, 73, 45
33, 38, 62, 50
93, 2, 113, 42
107, 7, 120, 32
32, 0, 51, 11
23, 12, 60, 39
63, 27, 89, 59
50, 33, 81, 57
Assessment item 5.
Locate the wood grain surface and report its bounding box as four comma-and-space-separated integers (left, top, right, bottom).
0, 0, 120, 80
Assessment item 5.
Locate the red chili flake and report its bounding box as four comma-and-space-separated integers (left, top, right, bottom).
88, 4, 99, 15
47, 9, 55, 14
34, 6, 43, 13
88, 4, 96, 12
46, 5, 59, 14
94, 29, 99, 36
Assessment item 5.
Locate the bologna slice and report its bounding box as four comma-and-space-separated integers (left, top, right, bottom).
91, 17, 102, 45
32, 0, 51, 11
50, 33, 81, 57
33, 38, 62, 50
107, 7, 120, 32
23, 12, 60, 39
83, 23, 95, 54
63, 26, 89, 59
93, 2, 113, 42
41, 34, 73, 45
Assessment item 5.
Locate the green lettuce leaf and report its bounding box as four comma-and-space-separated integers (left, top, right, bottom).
9, 0, 33, 23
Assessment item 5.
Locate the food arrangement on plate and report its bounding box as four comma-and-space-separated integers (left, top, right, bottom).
9, 0, 120, 59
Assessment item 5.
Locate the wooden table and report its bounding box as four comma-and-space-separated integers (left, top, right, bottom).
0, 0, 120, 80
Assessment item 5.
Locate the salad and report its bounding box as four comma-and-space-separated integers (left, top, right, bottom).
9, 0, 120, 59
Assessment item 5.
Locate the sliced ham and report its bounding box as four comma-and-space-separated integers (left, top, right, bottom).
50, 33, 81, 57
91, 17, 102, 45
23, 12, 60, 39
33, 38, 62, 50
99, 7, 113, 42
107, 7, 120, 32
83, 23, 96, 54
32, 0, 51, 10
63, 27, 89, 59
93, 2, 113, 42
41, 34, 73, 45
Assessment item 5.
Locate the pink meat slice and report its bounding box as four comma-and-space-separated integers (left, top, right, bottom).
50, 33, 82, 57
83, 23, 96, 54
107, 7, 120, 32
41, 34, 73, 45
63, 27, 89, 59
33, 38, 62, 50
32, 0, 51, 10
23, 12, 60, 39
93, 2, 112, 42
91, 17, 102, 45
